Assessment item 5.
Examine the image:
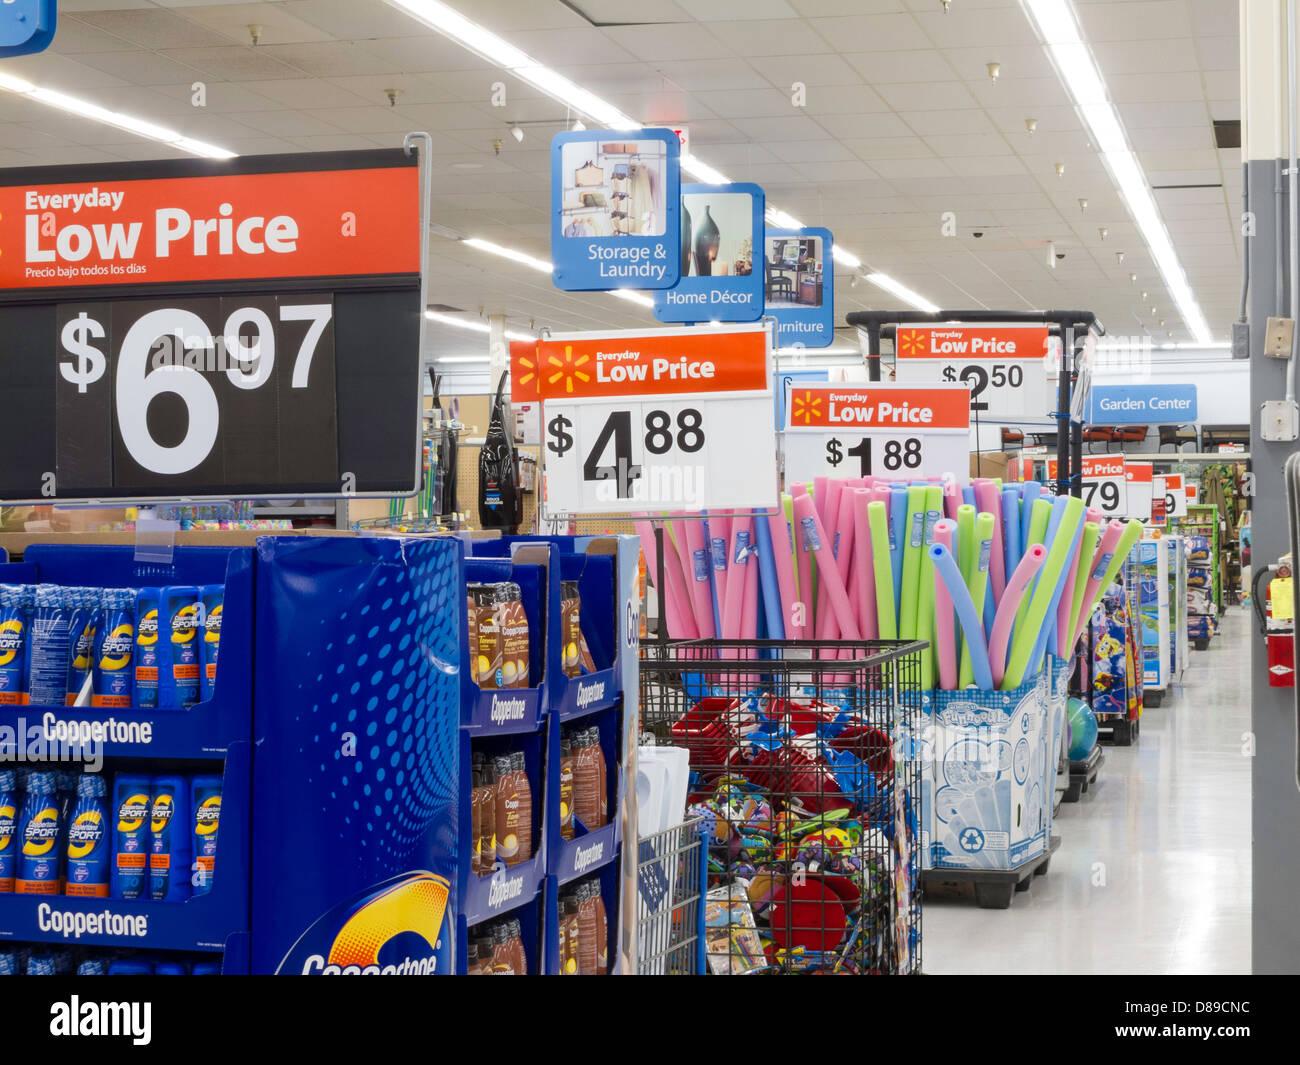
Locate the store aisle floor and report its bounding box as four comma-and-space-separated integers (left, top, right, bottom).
923, 607, 1252, 975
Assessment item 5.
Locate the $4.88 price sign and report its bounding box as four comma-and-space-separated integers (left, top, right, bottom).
55, 295, 338, 494
782, 382, 970, 486
528, 324, 777, 515
894, 325, 1049, 420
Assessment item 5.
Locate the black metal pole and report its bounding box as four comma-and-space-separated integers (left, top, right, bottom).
1055, 319, 1073, 497
866, 322, 882, 381
1070, 333, 1084, 499
654, 523, 668, 647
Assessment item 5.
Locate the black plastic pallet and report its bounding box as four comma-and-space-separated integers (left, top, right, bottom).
921, 836, 1061, 910
1097, 712, 1139, 746
1064, 745, 1104, 803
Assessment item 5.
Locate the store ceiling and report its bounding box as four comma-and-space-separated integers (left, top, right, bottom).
0, 0, 1241, 355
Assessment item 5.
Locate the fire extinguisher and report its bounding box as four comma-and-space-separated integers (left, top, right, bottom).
1254, 561, 1295, 687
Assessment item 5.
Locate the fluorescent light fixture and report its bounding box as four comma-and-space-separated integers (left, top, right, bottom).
866, 273, 941, 314
680, 154, 731, 185
434, 355, 493, 364
425, 310, 533, 341
831, 245, 861, 269
777, 346, 860, 357
0, 77, 237, 158
462, 237, 553, 274
1020, 0, 1211, 345
611, 289, 654, 308
766, 208, 805, 230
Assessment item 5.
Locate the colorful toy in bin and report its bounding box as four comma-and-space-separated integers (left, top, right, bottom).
1066, 697, 1098, 761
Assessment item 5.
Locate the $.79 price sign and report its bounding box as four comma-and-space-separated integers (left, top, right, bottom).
782, 382, 970, 485
512, 324, 777, 514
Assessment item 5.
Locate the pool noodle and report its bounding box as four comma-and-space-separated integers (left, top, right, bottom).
1064, 522, 1100, 651
792, 493, 861, 640
1020, 481, 1042, 548
633, 517, 698, 640
1077, 520, 1144, 643
708, 512, 731, 623
956, 504, 976, 585
852, 490, 879, 640
988, 544, 1047, 688
1029, 516, 1083, 676
681, 517, 717, 640
930, 543, 994, 691
1001, 486, 1022, 581
1002, 496, 1084, 689
666, 517, 705, 635
720, 515, 753, 642
1069, 520, 1133, 653
932, 520, 958, 690
899, 486, 926, 641
959, 512, 996, 689
1055, 520, 1097, 656
889, 486, 908, 609
975, 481, 1007, 604
867, 502, 898, 640
961, 485, 976, 509
813, 476, 829, 523
833, 489, 858, 666
916, 486, 943, 688
1015, 498, 1052, 633
766, 508, 800, 640
942, 477, 961, 520
789, 485, 815, 633
752, 514, 784, 641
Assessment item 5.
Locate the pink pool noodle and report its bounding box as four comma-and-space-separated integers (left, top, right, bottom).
852, 490, 879, 640
1054, 523, 1094, 656
665, 517, 706, 636
1070, 520, 1125, 653
740, 525, 761, 675
932, 519, 958, 690
721, 515, 753, 642
633, 518, 698, 639
766, 509, 803, 639
792, 493, 861, 640
832, 486, 858, 665
942, 478, 961, 521
988, 544, 1048, 688
974, 480, 1006, 603
813, 476, 829, 523
681, 516, 717, 639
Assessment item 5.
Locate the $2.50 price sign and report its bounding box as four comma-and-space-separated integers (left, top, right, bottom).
893, 325, 1050, 420
782, 382, 970, 485
518, 324, 777, 514
1048, 454, 1128, 516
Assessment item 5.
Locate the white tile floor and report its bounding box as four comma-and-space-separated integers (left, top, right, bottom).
923, 606, 1252, 975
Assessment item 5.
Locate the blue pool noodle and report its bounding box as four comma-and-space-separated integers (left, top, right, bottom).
889, 486, 907, 609
1031, 516, 1084, 674
1001, 486, 1022, 580
702, 515, 724, 639
930, 542, 994, 691
752, 514, 785, 640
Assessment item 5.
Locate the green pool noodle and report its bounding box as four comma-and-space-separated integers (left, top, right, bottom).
1015, 498, 1053, 635
867, 501, 897, 640
1081, 519, 1144, 624
899, 486, 926, 641
915, 485, 943, 688
956, 504, 976, 585
1002, 495, 1085, 689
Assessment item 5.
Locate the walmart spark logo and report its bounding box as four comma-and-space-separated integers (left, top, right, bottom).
545, 344, 591, 395
790, 389, 823, 425
898, 329, 927, 356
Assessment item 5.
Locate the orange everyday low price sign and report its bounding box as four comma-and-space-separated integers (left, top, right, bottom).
0, 161, 419, 290
511, 326, 768, 401
786, 384, 970, 431
895, 325, 1049, 359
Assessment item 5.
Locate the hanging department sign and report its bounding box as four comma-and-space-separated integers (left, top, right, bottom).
654, 182, 764, 324
1085, 383, 1197, 424
514, 324, 777, 515
0, 149, 424, 502
550, 128, 681, 291
0, 1, 56, 57
893, 324, 1050, 420
763, 226, 834, 348
783, 383, 970, 485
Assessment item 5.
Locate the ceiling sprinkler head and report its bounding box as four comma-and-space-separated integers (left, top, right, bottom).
248, 23, 261, 46
384, 88, 399, 108
510, 124, 524, 143
572, 119, 586, 131
492, 138, 502, 156
1047, 241, 1057, 267
1055, 162, 1066, 178
1025, 118, 1038, 134
1078, 197, 1088, 212
1141, 291, 1148, 300
1115, 251, 1125, 264
987, 62, 1001, 81
941, 0, 951, 12
1129, 273, 1138, 282
1098, 226, 1108, 240
1150, 305, 1157, 314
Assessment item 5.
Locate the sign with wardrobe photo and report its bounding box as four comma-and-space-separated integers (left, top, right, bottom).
763, 226, 834, 348
653, 182, 764, 323
549, 128, 681, 291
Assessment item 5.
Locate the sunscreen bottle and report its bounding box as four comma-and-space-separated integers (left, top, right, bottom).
92, 589, 136, 708
64, 774, 110, 898
190, 774, 222, 896
0, 769, 17, 892
111, 775, 152, 900
162, 586, 201, 709
15, 771, 61, 894
148, 774, 191, 901
133, 588, 161, 709
199, 584, 223, 701
0, 585, 32, 705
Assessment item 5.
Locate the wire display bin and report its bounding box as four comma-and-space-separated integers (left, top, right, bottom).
640, 639, 925, 975
637, 818, 708, 975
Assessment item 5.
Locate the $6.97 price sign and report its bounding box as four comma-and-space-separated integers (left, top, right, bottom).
525, 325, 777, 515
55, 295, 338, 493
782, 382, 970, 486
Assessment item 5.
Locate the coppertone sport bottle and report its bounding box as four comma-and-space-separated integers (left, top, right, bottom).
148, 775, 191, 901
64, 774, 110, 898
111, 774, 152, 900
15, 771, 61, 895
133, 588, 161, 710
162, 586, 201, 709
0, 769, 17, 893
92, 589, 135, 709
199, 585, 223, 701
190, 775, 222, 896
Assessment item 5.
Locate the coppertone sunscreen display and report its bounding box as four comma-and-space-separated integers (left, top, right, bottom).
199, 584, 223, 701
111, 775, 152, 900
64, 774, 110, 898
15, 771, 61, 895
134, 588, 161, 709
92, 589, 135, 708
163, 586, 201, 709
0, 769, 17, 893
191, 775, 222, 895
148, 775, 191, 901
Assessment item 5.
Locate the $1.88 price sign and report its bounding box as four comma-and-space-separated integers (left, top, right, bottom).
782, 382, 970, 486
54, 295, 338, 494
526, 325, 777, 515
893, 325, 1049, 420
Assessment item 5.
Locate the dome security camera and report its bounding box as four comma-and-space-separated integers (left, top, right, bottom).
972, 231, 984, 238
